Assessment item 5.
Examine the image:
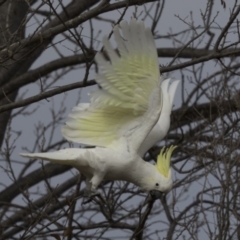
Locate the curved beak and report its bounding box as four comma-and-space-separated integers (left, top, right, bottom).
150, 190, 163, 199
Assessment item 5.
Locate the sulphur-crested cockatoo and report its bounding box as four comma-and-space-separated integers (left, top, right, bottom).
20, 19, 177, 196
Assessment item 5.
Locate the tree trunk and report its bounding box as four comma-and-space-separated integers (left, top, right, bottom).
0, 0, 100, 147
0, 0, 28, 147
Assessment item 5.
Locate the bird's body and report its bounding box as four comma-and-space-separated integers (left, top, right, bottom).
21, 145, 173, 192
20, 19, 178, 196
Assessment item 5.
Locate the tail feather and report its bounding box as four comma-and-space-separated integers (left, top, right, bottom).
20, 148, 87, 166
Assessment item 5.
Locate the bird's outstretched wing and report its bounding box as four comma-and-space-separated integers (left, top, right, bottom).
62, 19, 162, 152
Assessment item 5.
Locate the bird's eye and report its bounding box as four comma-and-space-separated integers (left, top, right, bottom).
155, 183, 159, 187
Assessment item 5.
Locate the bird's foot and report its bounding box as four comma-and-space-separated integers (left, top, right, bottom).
82, 188, 100, 205
83, 188, 99, 197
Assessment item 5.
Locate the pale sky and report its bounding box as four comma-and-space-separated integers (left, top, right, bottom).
1, 0, 238, 238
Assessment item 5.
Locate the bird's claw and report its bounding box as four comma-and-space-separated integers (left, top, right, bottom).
82, 189, 100, 205
83, 188, 99, 197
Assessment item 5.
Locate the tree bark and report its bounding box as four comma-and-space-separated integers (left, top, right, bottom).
0, 0, 28, 147
0, 0, 100, 147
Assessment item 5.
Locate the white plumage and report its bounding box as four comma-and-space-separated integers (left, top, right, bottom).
20, 19, 178, 196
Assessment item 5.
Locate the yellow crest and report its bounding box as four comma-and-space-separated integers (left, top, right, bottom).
155, 145, 177, 178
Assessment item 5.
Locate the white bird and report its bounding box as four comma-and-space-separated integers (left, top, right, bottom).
20, 19, 177, 196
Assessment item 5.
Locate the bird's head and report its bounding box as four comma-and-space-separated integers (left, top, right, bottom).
144, 145, 177, 198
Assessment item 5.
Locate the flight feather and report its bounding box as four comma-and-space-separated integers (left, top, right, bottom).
61, 19, 162, 151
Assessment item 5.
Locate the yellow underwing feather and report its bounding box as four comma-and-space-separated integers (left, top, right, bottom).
61, 19, 162, 150
155, 145, 177, 178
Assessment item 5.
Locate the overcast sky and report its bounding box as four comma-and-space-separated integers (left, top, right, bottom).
0, 0, 238, 238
